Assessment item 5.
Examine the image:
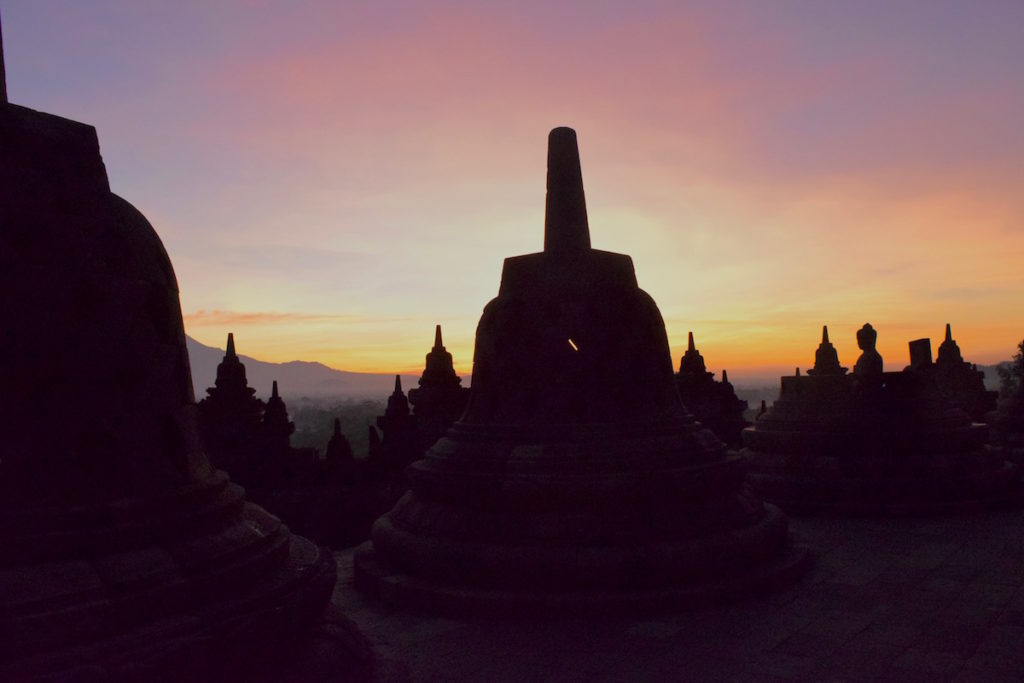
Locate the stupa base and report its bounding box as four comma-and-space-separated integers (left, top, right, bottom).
0, 503, 338, 681
352, 538, 810, 618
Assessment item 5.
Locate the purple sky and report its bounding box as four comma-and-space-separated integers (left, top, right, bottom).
4, 0, 1023, 381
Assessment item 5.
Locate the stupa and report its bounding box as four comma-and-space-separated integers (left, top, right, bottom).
0, 21, 336, 679
805, 326, 846, 376
743, 324, 1021, 514
197, 332, 265, 484
324, 417, 357, 482
373, 375, 419, 476
408, 325, 470, 449
675, 332, 749, 447
931, 324, 997, 421
354, 127, 807, 615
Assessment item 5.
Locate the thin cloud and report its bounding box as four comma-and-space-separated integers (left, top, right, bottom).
184, 309, 379, 327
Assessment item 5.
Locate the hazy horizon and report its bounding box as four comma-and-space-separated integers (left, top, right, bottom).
5, 1, 1023, 375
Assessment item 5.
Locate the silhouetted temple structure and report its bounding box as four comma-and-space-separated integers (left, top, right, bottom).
354, 127, 806, 614
806, 326, 847, 376
743, 324, 1021, 514
408, 324, 470, 449
931, 324, 997, 421
324, 417, 357, 482
197, 332, 265, 483
675, 332, 749, 447
370, 375, 419, 477
197, 336, 322, 490
0, 20, 336, 679
988, 340, 1024, 464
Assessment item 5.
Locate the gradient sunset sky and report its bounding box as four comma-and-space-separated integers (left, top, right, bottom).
4, 1, 1023, 383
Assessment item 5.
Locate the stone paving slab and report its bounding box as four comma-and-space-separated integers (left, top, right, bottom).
328, 508, 1024, 682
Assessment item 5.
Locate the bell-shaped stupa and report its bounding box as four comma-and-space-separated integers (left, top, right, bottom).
675, 332, 749, 447
0, 19, 336, 679
932, 324, 997, 421
408, 325, 470, 449
197, 333, 266, 484
354, 128, 807, 615
743, 325, 1021, 514
806, 326, 847, 376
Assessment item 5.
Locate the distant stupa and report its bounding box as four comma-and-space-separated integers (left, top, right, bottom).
355, 127, 807, 615
408, 324, 470, 449
743, 324, 1021, 514
675, 332, 749, 447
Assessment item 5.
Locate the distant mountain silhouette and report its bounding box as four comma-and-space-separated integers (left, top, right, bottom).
186, 335, 418, 400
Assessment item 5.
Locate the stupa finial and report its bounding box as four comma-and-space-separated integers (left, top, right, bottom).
543, 127, 591, 255
688, 331, 696, 352
271, 380, 279, 399
394, 374, 402, 393
822, 325, 830, 344
722, 369, 729, 383
945, 323, 953, 342
226, 332, 237, 358
1, 8, 8, 104
434, 324, 443, 349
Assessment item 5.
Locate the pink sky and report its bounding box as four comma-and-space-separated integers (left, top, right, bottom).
4, 1, 1023, 383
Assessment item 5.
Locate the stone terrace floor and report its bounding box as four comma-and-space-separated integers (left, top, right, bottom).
282, 508, 1024, 682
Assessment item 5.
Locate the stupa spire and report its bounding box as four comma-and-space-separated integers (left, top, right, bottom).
226, 332, 237, 358
688, 331, 696, 352
945, 323, 953, 343
394, 374, 402, 393
1, 9, 7, 104
271, 380, 279, 399
434, 324, 443, 349
543, 127, 591, 255
809, 324, 846, 376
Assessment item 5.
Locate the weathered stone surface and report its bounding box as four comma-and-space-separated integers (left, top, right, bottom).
355, 127, 807, 614
0, 23, 338, 679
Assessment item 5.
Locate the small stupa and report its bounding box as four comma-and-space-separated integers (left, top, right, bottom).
324, 417, 357, 482
408, 324, 470, 449
743, 324, 1021, 514
374, 375, 419, 476
0, 19, 336, 679
197, 332, 266, 483
931, 324, 997, 421
354, 127, 807, 615
805, 326, 846, 376
675, 332, 749, 447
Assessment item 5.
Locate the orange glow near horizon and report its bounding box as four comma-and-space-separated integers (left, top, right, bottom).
8, 2, 1023, 384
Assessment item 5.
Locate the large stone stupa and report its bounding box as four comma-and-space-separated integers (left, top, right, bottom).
354, 127, 807, 615
0, 19, 337, 680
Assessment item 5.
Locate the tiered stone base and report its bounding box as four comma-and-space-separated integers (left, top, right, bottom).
0, 471, 337, 680
744, 373, 1024, 515
353, 423, 809, 616
353, 526, 808, 618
